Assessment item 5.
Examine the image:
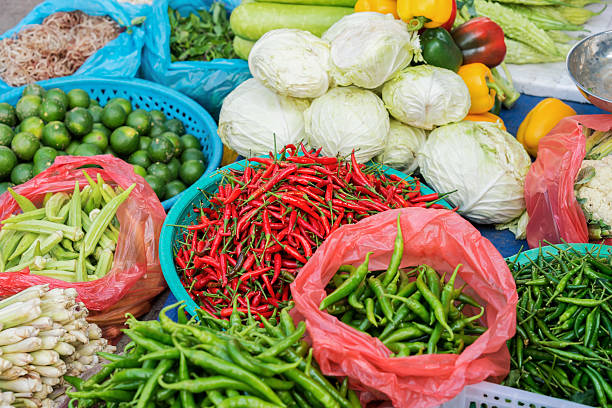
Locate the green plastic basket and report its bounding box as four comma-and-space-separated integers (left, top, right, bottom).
159, 159, 452, 317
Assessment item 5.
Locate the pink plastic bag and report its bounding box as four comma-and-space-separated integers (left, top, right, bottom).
524, 114, 612, 248
0, 155, 166, 312
291, 208, 517, 408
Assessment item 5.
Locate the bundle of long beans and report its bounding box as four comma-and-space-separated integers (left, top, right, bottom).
320, 216, 487, 357
174, 144, 452, 320
0, 285, 113, 408
504, 245, 612, 407
66, 302, 361, 408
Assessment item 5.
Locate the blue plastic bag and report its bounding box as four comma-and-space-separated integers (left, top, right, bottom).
0, 0, 147, 92
140, 0, 251, 120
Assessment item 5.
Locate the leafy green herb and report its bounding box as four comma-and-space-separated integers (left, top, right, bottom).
168, 4, 237, 62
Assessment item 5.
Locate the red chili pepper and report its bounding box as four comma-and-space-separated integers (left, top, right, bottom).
331, 207, 345, 232
176, 256, 187, 270
239, 266, 273, 282
280, 194, 320, 219
288, 211, 297, 232
411, 193, 439, 203
224, 187, 242, 205
282, 285, 289, 302
210, 230, 223, 254
296, 216, 323, 238
219, 305, 270, 318
290, 232, 313, 258
429, 203, 447, 209
243, 253, 255, 271
350, 151, 370, 187
272, 253, 282, 284
194, 255, 220, 269
252, 292, 262, 306
262, 274, 275, 298
247, 164, 297, 203
248, 157, 274, 165
325, 184, 333, 202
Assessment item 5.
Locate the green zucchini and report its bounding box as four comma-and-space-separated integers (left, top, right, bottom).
233, 36, 255, 60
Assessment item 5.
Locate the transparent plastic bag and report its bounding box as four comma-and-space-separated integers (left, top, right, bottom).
291, 208, 517, 408
524, 114, 612, 248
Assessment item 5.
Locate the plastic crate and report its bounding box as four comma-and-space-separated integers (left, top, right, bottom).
159, 159, 452, 317
0, 76, 222, 211
437, 381, 593, 408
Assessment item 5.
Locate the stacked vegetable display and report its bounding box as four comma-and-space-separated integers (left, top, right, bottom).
320, 216, 487, 356
0, 84, 206, 200
504, 245, 612, 407
66, 302, 360, 408
0, 285, 113, 407
173, 145, 451, 318
0, 176, 133, 282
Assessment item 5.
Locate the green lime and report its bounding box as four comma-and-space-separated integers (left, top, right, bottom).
132, 164, 147, 177
126, 109, 151, 136
150, 125, 167, 138
92, 123, 111, 138
82, 130, 109, 151
74, 143, 103, 157
10, 163, 33, 185
45, 89, 69, 108
11, 132, 39, 161
22, 83, 46, 98
162, 131, 183, 157
180, 134, 201, 150
0, 181, 13, 196
89, 105, 103, 123
65, 141, 80, 155
150, 109, 166, 125
104, 146, 115, 155
0, 124, 14, 146
144, 174, 166, 199
32, 160, 52, 176
16, 95, 41, 121
147, 136, 174, 163
147, 162, 172, 183
167, 157, 180, 180
40, 99, 65, 123
20, 117, 44, 140
128, 150, 151, 168
179, 160, 205, 185
42, 121, 71, 150
107, 97, 132, 115
165, 118, 185, 136
65, 107, 93, 137
0, 147, 17, 179
56, 151, 67, 156
110, 126, 139, 156
0, 103, 17, 127
67, 89, 90, 109
89, 99, 99, 107
33, 146, 57, 166
101, 103, 127, 129
165, 180, 186, 200
139, 136, 152, 151
181, 148, 206, 164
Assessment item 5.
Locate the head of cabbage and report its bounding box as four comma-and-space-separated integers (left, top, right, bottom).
382, 65, 470, 130
417, 121, 531, 224
248, 29, 331, 99
375, 119, 427, 174
304, 86, 389, 163
324, 13, 421, 90
218, 78, 310, 158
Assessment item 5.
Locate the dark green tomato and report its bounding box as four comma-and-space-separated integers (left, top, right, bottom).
420, 28, 463, 73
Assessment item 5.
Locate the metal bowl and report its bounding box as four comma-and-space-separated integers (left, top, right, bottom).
567, 29, 612, 113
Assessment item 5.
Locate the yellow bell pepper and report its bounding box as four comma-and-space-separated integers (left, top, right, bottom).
464, 112, 506, 130
355, 0, 399, 18
458, 63, 502, 114
517, 98, 576, 157
397, 0, 453, 30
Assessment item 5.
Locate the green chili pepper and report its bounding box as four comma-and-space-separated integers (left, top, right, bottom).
320, 253, 372, 311
384, 293, 429, 323
367, 277, 394, 322
416, 270, 453, 340
427, 323, 443, 354
381, 325, 425, 345
382, 215, 403, 287
423, 265, 441, 299
557, 295, 612, 307
365, 298, 377, 327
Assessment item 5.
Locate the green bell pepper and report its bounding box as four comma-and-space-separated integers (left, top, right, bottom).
420, 28, 463, 72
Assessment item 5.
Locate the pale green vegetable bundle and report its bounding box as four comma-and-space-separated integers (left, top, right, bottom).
0, 285, 114, 408
0, 172, 135, 283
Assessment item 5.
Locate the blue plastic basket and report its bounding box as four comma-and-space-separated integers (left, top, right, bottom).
505, 243, 612, 265
160, 159, 452, 317
0, 76, 222, 211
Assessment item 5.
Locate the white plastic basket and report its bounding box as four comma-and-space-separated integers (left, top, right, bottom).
437, 382, 593, 408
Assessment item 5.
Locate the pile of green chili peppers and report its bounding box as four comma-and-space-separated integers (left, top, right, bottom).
504, 245, 612, 407
319, 216, 487, 357
65, 303, 360, 408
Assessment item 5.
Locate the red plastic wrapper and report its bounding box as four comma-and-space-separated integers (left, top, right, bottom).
291, 208, 517, 408
0, 155, 166, 312
525, 114, 612, 248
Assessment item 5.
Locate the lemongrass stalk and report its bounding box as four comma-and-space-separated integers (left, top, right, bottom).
37, 329, 64, 338
72, 304, 87, 320
38, 337, 58, 351
77, 355, 95, 365
1, 338, 41, 354
63, 319, 87, 332
0, 327, 39, 347
0, 287, 46, 309
26, 318, 52, 331
0, 377, 41, 393
14, 398, 38, 408
0, 367, 27, 380
59, 333, 77, 344
0, 300, 42, 329
43, 308, 74, 324
40, 298, 74, 313
0, 391, 14, 404
75, 340, 105, 357
29, 351, 59, 366
0, 358, 11, 372
40, 398, 54, 408
31, 365, 64, 378
86, 325, 101, 340
68, 330, 88, 344
32, 384, 52, 399
1, 354, 32, 367
66, 361, 85, 376
11, 393, 32, 399
53, 342, 74, 357
40, 377, 59, 387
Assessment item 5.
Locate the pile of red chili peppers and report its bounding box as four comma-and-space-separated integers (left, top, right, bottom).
173, 144, 453, 320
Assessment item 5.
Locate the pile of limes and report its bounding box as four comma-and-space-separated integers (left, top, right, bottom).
0, 84, 207, 200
